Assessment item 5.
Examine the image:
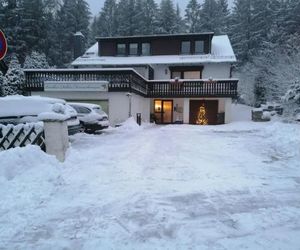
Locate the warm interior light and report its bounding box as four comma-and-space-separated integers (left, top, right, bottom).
196, 104, 208, 125
155, 100, 162, 112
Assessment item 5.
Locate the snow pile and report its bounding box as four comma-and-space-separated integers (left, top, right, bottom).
117, 117, 142, 131
0, 145, 60, 181
262, 111, 271, 120
0, 146, 63, 210
38, 103, 70, 121
231, 104, 252, 122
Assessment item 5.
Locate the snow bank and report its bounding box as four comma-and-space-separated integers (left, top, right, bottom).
117, 117, 142, 131
231, 104, 252, 122
0, 145, 61, 181
263, 122, 300, 159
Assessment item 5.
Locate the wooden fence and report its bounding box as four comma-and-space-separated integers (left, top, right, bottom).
0, 123, 45, 151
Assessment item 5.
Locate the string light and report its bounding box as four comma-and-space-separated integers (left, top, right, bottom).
196, 104, 208, 125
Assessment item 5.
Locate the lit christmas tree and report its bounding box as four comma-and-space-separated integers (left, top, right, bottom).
196, 104, 208, 125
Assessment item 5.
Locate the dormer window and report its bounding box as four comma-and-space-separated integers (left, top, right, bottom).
195, 40, 204, 54
141, 43, 150, 56
117, 43, 126, 56
129, 43, 138, 56
181, 41, 191, 55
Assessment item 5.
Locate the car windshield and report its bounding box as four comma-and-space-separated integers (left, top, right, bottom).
93, 107, 103, 114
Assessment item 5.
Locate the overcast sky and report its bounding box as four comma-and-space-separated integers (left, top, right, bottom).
86, 0, 233, 17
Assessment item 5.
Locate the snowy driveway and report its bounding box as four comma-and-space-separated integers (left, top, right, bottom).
1, 120, 300, 249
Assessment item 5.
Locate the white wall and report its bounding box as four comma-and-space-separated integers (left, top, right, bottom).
150, 63, 231, 80
202, 64, 231, 79
152, 64, 170, 80
131, 93, 150, 123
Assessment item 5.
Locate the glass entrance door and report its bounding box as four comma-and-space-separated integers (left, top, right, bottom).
162, 101, 173, 123
154, 100, 173, 124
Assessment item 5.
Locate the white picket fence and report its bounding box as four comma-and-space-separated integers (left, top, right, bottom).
0, 123, 45, 151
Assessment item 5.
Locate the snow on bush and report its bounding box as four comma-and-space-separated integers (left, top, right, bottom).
23, 51, 50, 69
1, 55, 25, 96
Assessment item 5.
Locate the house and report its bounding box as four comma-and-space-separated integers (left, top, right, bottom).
24, 32, 238, 126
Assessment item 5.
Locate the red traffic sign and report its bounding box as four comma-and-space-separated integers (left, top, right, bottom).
0, 30, 8, 60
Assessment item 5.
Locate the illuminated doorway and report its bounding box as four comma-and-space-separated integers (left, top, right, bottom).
154, 100, 173, 124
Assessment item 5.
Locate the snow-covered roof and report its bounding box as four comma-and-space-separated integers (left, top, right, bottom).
72, 35, 236, 67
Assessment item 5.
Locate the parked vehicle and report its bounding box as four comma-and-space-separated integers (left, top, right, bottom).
0, 95, 81, 135
68, 102, 109, 133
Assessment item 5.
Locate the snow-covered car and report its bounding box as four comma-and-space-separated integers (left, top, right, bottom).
68, 102, 109, 133
0, 95, 81, 135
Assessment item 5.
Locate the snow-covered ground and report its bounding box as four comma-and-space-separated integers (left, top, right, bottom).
1, 105, 300, 250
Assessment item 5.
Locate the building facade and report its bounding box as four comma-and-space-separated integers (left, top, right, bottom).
25, 33, 238, 126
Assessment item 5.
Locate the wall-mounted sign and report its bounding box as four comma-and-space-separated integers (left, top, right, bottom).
44, 81, 109, 92
0, 30, 8, 60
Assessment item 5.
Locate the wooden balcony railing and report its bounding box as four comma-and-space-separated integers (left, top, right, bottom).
148, 79, 238, 98
24, 69, 148, 96
24, 69, 238, 98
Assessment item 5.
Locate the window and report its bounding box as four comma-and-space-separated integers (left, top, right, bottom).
195, 40, 204, 54
183, 71, 201, 79
181, 41, 191, 54
129, 43, 138, 56
117, 43, 126, 56
141, 43, 151, 56
72, 106, 91, 114
170, 66, 203, 79
171, 71, 181, 79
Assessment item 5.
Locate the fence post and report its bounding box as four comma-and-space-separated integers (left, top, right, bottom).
136, 113, 141, 126
40, 118, 69, 162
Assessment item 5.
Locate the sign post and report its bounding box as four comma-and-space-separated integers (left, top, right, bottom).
0, 30, 8, 61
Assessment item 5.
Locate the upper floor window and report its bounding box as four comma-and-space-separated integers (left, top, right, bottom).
181, 41, 191, 54
117, 43, 126, 56
195, 40, 204, 54
141, 43, 151, 56
129, 43, 138, 56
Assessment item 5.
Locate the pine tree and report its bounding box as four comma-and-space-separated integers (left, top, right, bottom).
2, 55, 25, 95
55, 0, 91, 67
0, 0, 26, 60
174, 3, 186, 33
117, 0, 137, 36
216, 0, 230, 34
23, 51, 50, 69
185, 0, 201, 33
19, 0, 48, 60
158, 0, 177, 34
229, 0, 254, 63
139, 0, 160, 35
94, 0, 118, 37
0, 71, 4, 97
199, 0, 219, 33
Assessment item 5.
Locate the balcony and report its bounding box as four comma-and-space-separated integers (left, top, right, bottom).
148, 79, 238, 98
24, 69, 238, 98
24, 68, 148, 96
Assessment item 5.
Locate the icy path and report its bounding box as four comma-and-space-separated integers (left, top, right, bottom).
1, 120, 300, 249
